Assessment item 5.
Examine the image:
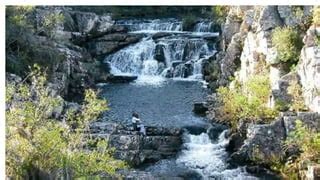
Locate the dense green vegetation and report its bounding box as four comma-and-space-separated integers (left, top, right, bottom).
269, 120, 320, 179
216, 75, 278, 130
6, 6, 65, 77
271, 27, 303, 68
211, 6, 230, 23
6, 65, 126, 179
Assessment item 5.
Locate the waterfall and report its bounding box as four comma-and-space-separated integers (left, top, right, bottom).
105, 19, 219, 83
176, 130, 258, 179
105, 38, 156, 75
116, 19, 182, 32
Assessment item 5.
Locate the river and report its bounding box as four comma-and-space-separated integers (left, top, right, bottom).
99, 18, 276, 179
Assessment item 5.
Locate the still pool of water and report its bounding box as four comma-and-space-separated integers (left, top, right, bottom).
100, 79, 209, 128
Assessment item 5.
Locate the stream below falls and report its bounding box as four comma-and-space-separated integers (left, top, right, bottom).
98, 18, 278, 179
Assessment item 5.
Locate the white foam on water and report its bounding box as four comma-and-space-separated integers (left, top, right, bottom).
133, 75, 166, 87
176, 130, 258, 179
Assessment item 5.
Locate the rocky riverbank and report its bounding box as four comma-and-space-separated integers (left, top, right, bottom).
89, 121, 183, 167
7, 6, 143, 100
203, 6, 320, 179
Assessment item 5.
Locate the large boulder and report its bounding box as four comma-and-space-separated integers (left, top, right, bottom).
230, 118, 286, 165
89, 122, 183, 167
71, 11, 114, 34
86, 33, 143, 59
193, 102, 209, 116
154, 44, 166, 63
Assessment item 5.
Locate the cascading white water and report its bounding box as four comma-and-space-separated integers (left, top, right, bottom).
142, 59, 160, 75
105, 38, 157, 75
194, 21, 213, 32
105, 37, 215, 79
189, 58, 204, 79
176, 130, 258, 179
105, 18, 219, 84
116, 19, 182, 32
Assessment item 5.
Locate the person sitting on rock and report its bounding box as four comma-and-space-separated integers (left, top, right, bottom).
138, 123, 146, 136
132, 112, 140, 131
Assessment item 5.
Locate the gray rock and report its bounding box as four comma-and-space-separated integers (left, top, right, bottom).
258, 6, 283, 31
207, 123, 227, 140
230, 118, 286, 165
283, 112, 320, 137
154, 44, 166, 63
218, 32, 246, 86
193, 102, 209, 116
72, 11, 114, 34
86, 33, 142, 58
152, 32, 171, 40
297, 26, 320, 113
6, 73, 22, 85
89, 122, 183, 167
277, 6, 313, 28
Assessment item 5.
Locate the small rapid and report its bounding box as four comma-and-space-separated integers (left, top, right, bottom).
177, 130, 257, 179
142, 130, 259, 179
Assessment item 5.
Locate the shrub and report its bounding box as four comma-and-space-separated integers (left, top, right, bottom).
287, 80, 308, 112
6, 65, 126, 179
212, 6, 230, 23
275, 99, 290, 112
313, 6, 320, 26
271, 27, 303, 66
278, 120, 320, 179
216, 75, 278, 130
42, 13, 65, 37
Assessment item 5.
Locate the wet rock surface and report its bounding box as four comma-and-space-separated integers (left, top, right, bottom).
107, 75, 138, 83
192, 102, 209, 116
228, 112, 320, 167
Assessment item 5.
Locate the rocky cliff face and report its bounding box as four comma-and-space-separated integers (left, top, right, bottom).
206, 5, 320, 178
297, 26, 320, 113
211, 6, 318, 111
7, 6, 142, 99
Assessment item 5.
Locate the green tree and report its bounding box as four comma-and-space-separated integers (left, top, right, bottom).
6, 65, 126, 179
